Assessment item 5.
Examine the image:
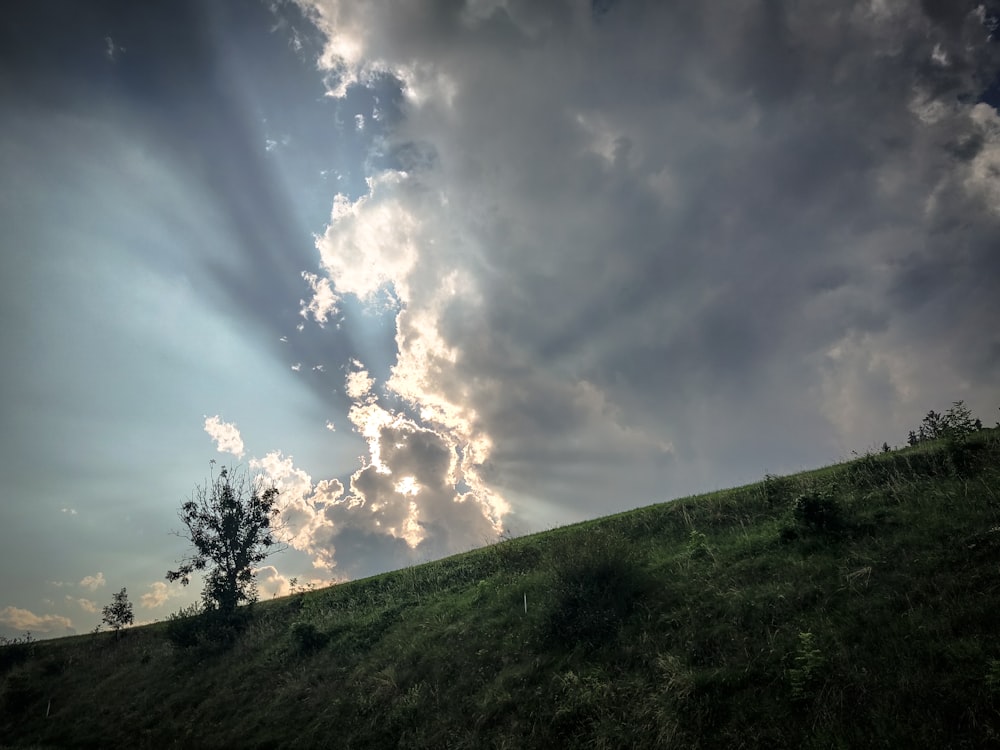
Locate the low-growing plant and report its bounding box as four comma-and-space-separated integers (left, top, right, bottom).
943, 436, 983, 477
543, 530, 646, 649
289, 621, 328, 654
0, 632, 35, 674
1, 667, 41, 713
762, 473, 796, 506
792, 490, 844, 536
165, 600, 245, 651
788, 631, 825, 701
165, 605, 205, 650
685, 529, 714, 561
985, 659, 1000, 695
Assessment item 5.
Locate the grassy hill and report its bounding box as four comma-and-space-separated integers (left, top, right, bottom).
3, 431, 1000, 748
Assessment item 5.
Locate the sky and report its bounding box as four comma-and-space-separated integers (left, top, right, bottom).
1, 0, 998, 639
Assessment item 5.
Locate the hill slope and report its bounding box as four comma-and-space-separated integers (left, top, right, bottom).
3, 432, 1000, 748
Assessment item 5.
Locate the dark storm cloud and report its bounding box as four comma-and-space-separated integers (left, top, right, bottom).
299, 0, 1000, 525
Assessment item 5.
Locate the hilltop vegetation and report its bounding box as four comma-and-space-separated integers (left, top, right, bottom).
2, 429, 1000, 748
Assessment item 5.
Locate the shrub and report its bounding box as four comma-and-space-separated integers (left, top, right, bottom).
788, 631, 825, 700
762, 473, 796, 506
0, 633, 35, 674
1, 668, 40, 712
165, 605, 206, 650
685, 529, 714, 561
943, 436, 985, 477
543, 530, 645, 649
792, 491, 844, 536
164, 601, 245, 651
290, 621, 329, 654
986, 659, 1000, 695
484, 533, 543, 577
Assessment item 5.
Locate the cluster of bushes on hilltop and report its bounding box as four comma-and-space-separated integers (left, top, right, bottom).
904, 400, 986, 447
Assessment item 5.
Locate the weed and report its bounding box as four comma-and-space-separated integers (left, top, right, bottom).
685, 529, 715, 562
986, 659, 1000, 695
762, 473, 797, 506
788, 631, 825, 701
792, 489, 845, 536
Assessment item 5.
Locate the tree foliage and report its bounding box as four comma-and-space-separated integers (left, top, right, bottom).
907, 400, 981, 446
942, 400, 976, 440
101, 587, 134, 635
166, 466, 283, 616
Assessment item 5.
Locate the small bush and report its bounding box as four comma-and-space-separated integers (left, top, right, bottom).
985, 659, 1000, 695
165, 602, 247, 652
485, 535, 543, 577
1, 668, 41, 712
788, 631, 825, 701
543, 530, 645, 649
685, 529, 714, 561
762, 473, 796, 506
0, 633, 35, 674
792, 491, 844, 536
290, 621, 328, 654
165, 603, 205, 649
943, 437, 986, 477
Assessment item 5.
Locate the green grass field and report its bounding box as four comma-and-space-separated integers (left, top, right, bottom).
3, 430, 1000, 748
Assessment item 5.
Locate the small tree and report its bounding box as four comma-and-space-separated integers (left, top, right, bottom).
167, 466, 283, 617
942, 400, 975, 440
101, 587, 134, 637
920, 410, 944, 441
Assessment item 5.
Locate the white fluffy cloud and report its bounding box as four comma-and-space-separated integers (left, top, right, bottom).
140, 581, 181, 610
251, 450, 345, 570
79, 572, 106, 591
254, 565, 339, 600
204, 415, 246, 459
250, 368, 507, 573
66, 596, 98, 613
0, 606, 73, 634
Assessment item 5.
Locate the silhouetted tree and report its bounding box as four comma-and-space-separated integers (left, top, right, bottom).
907, 401, 984, 446
921, 410, 944, 441
167, 466, 283, 616
942, 400, 975, 439
101, 587, 133, 637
